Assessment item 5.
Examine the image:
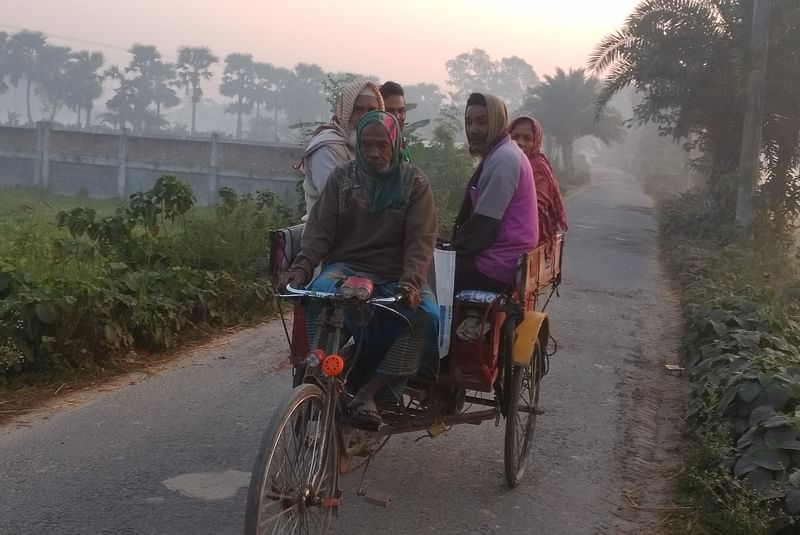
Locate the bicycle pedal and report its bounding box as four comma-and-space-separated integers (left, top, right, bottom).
347, 417, 382, 432
535, 408, 545, 415
363, 490, 391, 507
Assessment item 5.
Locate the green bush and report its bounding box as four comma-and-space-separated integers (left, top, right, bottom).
409, 141, 475, 237
676, 426, 772, 535
663, 191, 800, 533
0, 178, 293, 385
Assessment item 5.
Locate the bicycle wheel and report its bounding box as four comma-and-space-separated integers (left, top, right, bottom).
245, 383, 338, 535
504, 342, 544, 488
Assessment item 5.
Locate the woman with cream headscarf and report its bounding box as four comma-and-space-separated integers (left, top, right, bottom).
298, 80, 384, 220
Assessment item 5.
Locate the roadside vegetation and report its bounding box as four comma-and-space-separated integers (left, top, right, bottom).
591, 1, 800, 532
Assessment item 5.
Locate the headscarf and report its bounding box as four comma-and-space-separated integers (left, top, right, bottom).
509, 116, 569, 248
296, 80, 384, 170
334, 80, 384, 133
467, 93, 509, 158
355, 111, 406, 214
453, 94, 511, 233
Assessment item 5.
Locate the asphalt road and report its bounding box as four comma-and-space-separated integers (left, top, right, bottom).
0, 167, 680, 535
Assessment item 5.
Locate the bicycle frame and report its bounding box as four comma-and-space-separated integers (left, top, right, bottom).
281, 285, 403, 468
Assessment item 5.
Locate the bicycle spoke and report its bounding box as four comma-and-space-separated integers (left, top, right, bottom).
247, 384, 337, 535
259, 502, 299, 530
308, 508, 321, 533
281, 413, 307, 488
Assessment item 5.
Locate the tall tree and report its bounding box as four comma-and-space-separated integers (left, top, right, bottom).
496, 56, 539, 111
220, 53, 256, 139
0, 32, 10, 95
589, 0, 748, 209
252, 61, 277, 121
519, 68, 623, 176
102, 45, 178, 132
6, 30, 47, 123
34, 44, 72, 121
126, 45, 178, 128
446, 48, 538, 108
64, 50, 105, 128
446, 48, 498, 105
150, 60, 180, 121
284, 63, 328, 123
591, 0, 800, 227
755, 0, 800, 230
100, 65, 138, 131
175, 46, 218, 135
271, 66, 293, 124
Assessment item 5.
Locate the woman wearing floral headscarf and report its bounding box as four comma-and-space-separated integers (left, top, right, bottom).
281, 111, 439, 426
509, 116, 569, 250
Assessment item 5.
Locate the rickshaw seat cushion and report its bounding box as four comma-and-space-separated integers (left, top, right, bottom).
269, 223, 305, 278
455, 290, 504, 305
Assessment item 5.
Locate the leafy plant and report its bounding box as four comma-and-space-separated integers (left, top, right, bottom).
1, 177, 291, 385
663, 191, 800, 533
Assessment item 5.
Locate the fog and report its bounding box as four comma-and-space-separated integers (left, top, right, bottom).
0, 0, 643, 143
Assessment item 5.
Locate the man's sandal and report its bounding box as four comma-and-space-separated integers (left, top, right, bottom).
348, 398, 382, 427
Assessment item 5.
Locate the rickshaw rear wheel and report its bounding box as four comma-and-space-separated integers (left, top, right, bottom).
504, 342, 544, 488
245, 383, 338, 535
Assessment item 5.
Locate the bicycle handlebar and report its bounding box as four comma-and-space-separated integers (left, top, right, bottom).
282, 284, 400, 305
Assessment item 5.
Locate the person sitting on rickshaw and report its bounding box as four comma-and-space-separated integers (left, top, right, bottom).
509, 115, 568, 251
298, 80, 384, 221
279, 111, 440, 427
452, 93, 539, 293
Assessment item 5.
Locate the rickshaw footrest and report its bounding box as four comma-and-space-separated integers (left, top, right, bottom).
363, 490, 392, 507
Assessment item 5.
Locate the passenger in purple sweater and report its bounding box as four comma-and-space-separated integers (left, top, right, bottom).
453, 93, 539, 293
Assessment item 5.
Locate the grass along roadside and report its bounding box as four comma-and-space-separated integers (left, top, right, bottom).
660, 192, 800, 534
0, 178, 294, 389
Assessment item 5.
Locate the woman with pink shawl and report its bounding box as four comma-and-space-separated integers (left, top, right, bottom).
508, 116, 569, 249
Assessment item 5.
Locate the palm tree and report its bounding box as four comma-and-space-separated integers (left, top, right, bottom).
64, 50, 105, 128
589, 0, 747, 196
151, 61, 179, 122
99, 74, 137, 131
590, 0, 800, 224
0, 32, 10, 95
252, 62, 277, 122
271, 66, 293, 124
103, 63, 146, 132
175, 46, 218, 135
220, 53, 255, 139
7, 30, 47, 123
519, 68, 623, 176
34, 44, 72, 121
119, 45, 178, 131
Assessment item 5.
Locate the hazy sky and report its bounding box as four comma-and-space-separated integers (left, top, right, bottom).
4, 0, 641, 90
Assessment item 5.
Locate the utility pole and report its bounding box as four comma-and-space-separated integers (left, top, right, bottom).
735, 0, 772, 227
